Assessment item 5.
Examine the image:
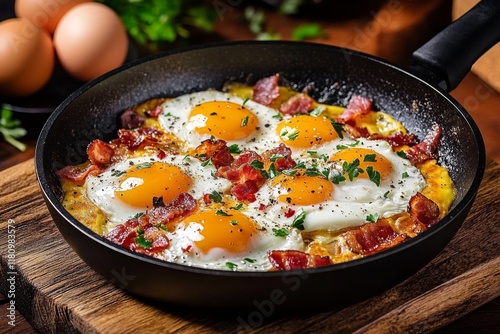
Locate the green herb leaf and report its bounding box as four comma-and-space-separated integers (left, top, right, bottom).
343, 159, 364, 181
291, 210, 306, 230
250, 160, 264, 170
310, 106, 325, 117
135, 234, 152, 249
331, 122, 344, 139
397, 151, 408, 159
136, 162, 153, 170
156, 223, 168, 231
230, 220, 239, 226
331, 172, 346, 184
134, 212, 145, 219
201, 159, 213, 167
287, 130, 300, 141
366, 213, 379, 223
364, 154, 377, 162
0, 106, 27, 152
242, 97, 250, 106
402, 172, 409, 179
230, 203, 244, 210
216, 209, 232, 216
226, 262, 238, 271
366, 166, 381, 186
241, 116, 249, 127
292, 23, 326, 41
244, 258, 256, 263
270, 154, 285, 162
111, 170, 126, 177
268, 163, 279, 179
229, 144, 241, 154
209, 191, 223, 203
272, 228, 289, 237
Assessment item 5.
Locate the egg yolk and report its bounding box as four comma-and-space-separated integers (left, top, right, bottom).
185, 209, 258, 254
272, 170, 334, 205
330, 147, 393, 179
115, 162, 192, 208
188, 101, 258, 141
276, 115, 338, 148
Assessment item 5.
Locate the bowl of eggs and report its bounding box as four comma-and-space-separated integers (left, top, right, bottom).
35, 37, 485, 310
0, 0, 130, 112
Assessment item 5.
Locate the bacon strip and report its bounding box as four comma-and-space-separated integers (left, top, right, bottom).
148, 193, 198, 225
336, 95, 373, 123
87, 139, 115, 166
217, 151, 266, 202
252, 73, 280, 105
268, 250, 332, 270
117, 127, 164, 149
262, 144, 296, 172
120, 109, 145, 129
344, 219, 407, 255
408, 192, 440, 227
280, 94, 313, 115
195, 139, 234, 169
56, 164, 103, 182
406, 124, 441, 165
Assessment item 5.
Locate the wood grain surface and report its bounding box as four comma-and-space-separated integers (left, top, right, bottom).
0, 159, 499, 333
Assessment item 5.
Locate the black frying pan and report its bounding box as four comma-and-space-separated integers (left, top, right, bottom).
35, 0, 499, 310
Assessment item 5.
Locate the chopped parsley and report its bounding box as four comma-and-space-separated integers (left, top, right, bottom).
135, 233, 152, 249
402, 172, 409, 179
291, 210, 306, 230
242, 97, 250, 106
229, 144, 241, 154
136, 162, 153, 170
267, 163, 279, 178
244, 258, 256, 263
156, 223, 168, 231
397, 151, 407, 159
133, 212, 145, 219
209, 191, 223, 203
366, 213, 379, 223
241, 116, 249, 127
331, 121, 344, 139
272, 228, 289, 237
216, 209, 232, 216
366, 166, 381, 186
250, 160, 264, 170
364, 154, 377, 162
270, 154, 285, 162
343, 159, 364, 181
111, 170, 126, 177
226, 262, 238, 271
331, 172, 346, 184
230, 220, 239, 226
310, 106, 325, 116
201, 158, 213, 167
287, 130, 300, 141
230, 203, 244, 210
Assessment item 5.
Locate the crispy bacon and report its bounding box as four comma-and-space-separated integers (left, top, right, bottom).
406, 124, 441, 165
336, 95, 373, 123
409, 192, 440, 227
87, 139, 115, 166
195, 139, 234, 169
148, 193, 197, 225
120, 109, 145, 129
268, 250, 332, 270
56, 164, 103, 182
262, 144, 296, 172
117, 127, 163, 149
253, 73, 280, 105
342, 124, 370, 139
280, 94, 313, 115
344, 219, 408, 255
105, 216, 169, 256
148, 104, 163, 117
217, 151, 266, 202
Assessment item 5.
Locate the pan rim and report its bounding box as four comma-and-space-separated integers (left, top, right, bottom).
35, 40, 486, 278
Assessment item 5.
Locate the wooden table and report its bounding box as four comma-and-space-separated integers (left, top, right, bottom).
1, 1, 499, 332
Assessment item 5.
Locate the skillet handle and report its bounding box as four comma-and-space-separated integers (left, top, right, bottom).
409, 0, 500, 92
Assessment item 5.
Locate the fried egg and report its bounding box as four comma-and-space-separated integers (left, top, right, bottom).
249, 137, 426, 232
158, 91, 282, 152
85, 155, 231, 225
153, 207, 303, 271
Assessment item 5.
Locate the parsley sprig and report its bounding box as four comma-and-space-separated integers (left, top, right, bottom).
0, 107, 27, 152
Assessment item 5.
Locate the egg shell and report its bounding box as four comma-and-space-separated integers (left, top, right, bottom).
53, 2, 128, 81
15, 0, 92, 34
0, 18, 54, 97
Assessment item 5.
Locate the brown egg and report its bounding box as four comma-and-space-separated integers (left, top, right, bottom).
0, 18, 55, 97
53, 2, 128, 82
15, 0, 92, 34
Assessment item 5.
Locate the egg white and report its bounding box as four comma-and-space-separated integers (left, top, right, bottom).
160, 214, 305, 271
85, 155, 231, 226
249, 137, 426, 232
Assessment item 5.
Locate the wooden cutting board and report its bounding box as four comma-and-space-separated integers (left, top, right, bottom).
0, 159, 499, 333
